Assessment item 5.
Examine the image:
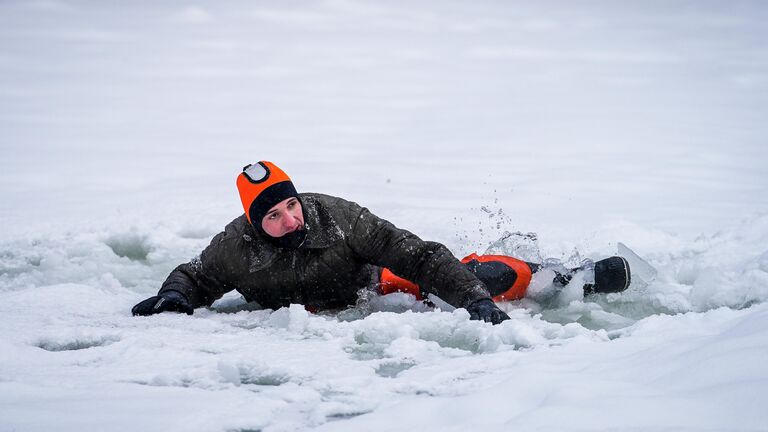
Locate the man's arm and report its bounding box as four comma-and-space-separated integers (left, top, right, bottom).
346, 205, 492, 309
158, 223, 246, 308
133, 218, 248, 316
158, 251, 230, 308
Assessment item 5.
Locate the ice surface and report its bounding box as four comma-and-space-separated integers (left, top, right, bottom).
2, 0, 768, 431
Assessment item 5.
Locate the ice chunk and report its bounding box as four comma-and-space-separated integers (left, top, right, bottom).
266, 304, 310, 333
526, 268, 559, 302
618, 242, 657, 289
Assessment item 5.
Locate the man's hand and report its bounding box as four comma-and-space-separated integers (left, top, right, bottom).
466, 298, 510, 325
131, 290, 193, 316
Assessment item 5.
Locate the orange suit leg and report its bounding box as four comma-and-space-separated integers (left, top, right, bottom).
378, 254, 535, 302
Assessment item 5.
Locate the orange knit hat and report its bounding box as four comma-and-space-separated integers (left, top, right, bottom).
236, 161, 298, 225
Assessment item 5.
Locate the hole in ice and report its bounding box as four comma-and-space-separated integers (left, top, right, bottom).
218, 360, 291, 386
104, 233, 152, 261
35, 335, 119, 352
326, 410, 372, 420
375, 360, 415, 378
239, 372, 289, 386
0, 249, 42, 278
346, 344, 386, 361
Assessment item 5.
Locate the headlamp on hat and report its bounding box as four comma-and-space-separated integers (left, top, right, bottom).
236, 161, 299, 227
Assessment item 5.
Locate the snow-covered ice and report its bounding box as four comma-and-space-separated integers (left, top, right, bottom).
1, 1, 767, 431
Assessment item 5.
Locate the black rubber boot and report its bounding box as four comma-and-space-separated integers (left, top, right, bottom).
544, 257, 631, 296
583, 256, 631, 295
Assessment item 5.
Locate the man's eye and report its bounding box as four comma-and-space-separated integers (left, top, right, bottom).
287, 202, 295, 209
269, 213, 278, 220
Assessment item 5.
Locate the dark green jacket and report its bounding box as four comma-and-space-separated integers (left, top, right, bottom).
159, 193, 491, 310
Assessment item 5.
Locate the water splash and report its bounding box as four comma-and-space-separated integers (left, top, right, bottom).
484, 231, 543, 263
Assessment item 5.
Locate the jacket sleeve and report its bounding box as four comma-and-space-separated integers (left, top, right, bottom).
158, 224, 245, 308
346, 205, 491, 308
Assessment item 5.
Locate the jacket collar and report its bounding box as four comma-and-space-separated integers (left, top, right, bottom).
297, 194, 345, 249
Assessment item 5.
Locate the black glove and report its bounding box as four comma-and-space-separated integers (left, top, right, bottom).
466, 298, 510, 325
132, 290, 193, 316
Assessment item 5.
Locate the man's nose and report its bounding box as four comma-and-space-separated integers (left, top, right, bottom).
283, 216, 298, 230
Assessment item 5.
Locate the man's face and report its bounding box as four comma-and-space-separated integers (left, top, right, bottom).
261, 197, 305, 238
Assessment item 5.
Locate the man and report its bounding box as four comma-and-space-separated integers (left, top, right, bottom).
132, 161, 630, 324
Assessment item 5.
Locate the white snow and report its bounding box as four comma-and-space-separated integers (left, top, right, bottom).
1, 1, 767, 431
